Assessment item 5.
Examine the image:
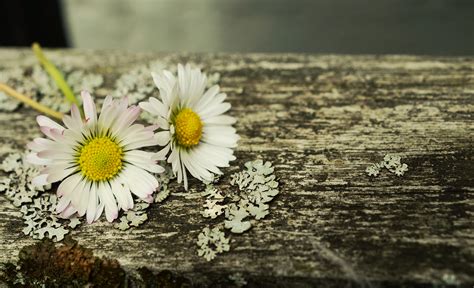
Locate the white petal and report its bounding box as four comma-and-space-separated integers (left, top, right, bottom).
97, 182, 118, 222
77, 179, 90, 216
57, 173, 82, 197
123, 166, 157, 199
155, 131, 171, 146
181, 151, 212, 182
86, 184, 98, 224
37, 150, 75, 161
199, 102, 231, 120
110, 180, 131, 210
151, 71, 176, 106
70, 176, 86, 211
204, 115, 236, 126
46, 167, 76, 183
110, 106, 141, 136
94, 202, 105, 221
155, 143, 171, 160
125, 150, 165, 173
194, 87, 221, 113
26, 153, 52, 165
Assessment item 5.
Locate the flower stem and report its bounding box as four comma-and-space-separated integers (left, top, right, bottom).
32, 43, 80, 106
0, 83, 63, 120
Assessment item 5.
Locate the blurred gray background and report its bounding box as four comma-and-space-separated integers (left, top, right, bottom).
2, 0, 473, 55
37, 0, 474, 54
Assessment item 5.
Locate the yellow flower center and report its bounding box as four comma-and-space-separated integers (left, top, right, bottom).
174, 108, 203, 148
78, 136, 123, 181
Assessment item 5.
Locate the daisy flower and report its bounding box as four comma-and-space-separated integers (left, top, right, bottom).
27, 91, 164, 223
139, 64, 239, 190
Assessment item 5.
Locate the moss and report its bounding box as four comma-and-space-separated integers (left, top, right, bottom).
0, 237, 197, 288
1, 236, 125, 287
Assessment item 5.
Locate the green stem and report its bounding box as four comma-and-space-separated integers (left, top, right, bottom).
32, 43, 80, 106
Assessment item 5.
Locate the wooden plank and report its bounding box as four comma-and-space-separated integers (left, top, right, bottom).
0, 49, 473, 287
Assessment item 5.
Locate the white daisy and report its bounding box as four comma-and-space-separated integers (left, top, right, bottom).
139, 64, 239, 190
27, 91, 164, 223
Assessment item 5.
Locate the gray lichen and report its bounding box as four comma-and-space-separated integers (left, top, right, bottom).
0, 67, 28, 111
21, 193, 73, 241
0, 153, 49, 207
0, 152, 80, 242
366, 154, 409, 177
154, 161, 175, 203
197, 226, 230, 261
115, 202, 150, 231
197, 159, 280, 260
229, 272, 247, 287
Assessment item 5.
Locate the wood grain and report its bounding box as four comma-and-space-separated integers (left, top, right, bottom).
0, 49, 473, 287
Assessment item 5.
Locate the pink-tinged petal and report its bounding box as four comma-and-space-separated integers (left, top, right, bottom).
39, 126, 56, 140
110, 106, 141, 135
56, 194, 72, 213
59, 204, 77, 218
70, 104, 82, 123
81, 91, 97, 124
28, 137, 54, 151
145, 195, 153, 203
101, 95, 113, 114
32, 174, 49, 186
37, 115, 64, 131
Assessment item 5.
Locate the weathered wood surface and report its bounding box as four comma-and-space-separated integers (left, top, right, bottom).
0, 49, 473, 287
